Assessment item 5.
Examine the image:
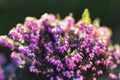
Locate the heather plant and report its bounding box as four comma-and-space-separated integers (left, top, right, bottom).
0, 9, 120, 80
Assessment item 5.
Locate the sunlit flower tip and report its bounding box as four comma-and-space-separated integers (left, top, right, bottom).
65, 14, 74, 22
0, 36, 14, 48
25, 16, 37, 22
24, 17, 37, 24
98, 36, 107, 44
75, 20, 82, 27
93, 18, 100, 27
114, 44, 120, 53
94, 27, 112, 41
16, 23, 22, 27
41, 13, 56, 22
65, 15, 73, 21
16, 23, 27, 33
63, 15, 75, 31
82, 8, 91, 25
9, 29, 23, 41
79, 32, 86, 38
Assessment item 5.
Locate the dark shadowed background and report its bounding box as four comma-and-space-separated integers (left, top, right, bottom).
0, 0, 120, 44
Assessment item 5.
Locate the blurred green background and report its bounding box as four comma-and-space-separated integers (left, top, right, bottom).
0, 0, 120, 44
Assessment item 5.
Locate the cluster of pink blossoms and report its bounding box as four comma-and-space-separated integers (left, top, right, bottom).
0, 9, 120, 80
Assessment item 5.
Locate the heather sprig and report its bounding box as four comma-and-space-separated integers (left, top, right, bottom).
0, 9, 120, 80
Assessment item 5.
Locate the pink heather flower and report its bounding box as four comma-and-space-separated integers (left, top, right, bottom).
110, 64, 117, 70
41, 13, 56, 22
73, 76, 84, 80
11, 52, 26, 67
56, 76, 63, 80
0, 36, 14, 48
73, 53, 83, 63
76, 70, 81, 77
60, 16, 75, 32
62, 71, 74, 79
93, 77, 97, 80
93, 27, 112, 40
86, 63, 92, 69
24, 17, 39, 32
109, 73, 117, 79
65, 56, 76, 70
9, 28, 23, 41
29, 65, 39, 74
81, 65, 87, 71
97, 70, 103, 76
92, 67, 96, 71
16, 24, 27, 33
95, 60, 101, 65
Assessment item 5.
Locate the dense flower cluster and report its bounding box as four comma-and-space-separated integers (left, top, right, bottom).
0, 9, 120, 80
107, 45, 120, 80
